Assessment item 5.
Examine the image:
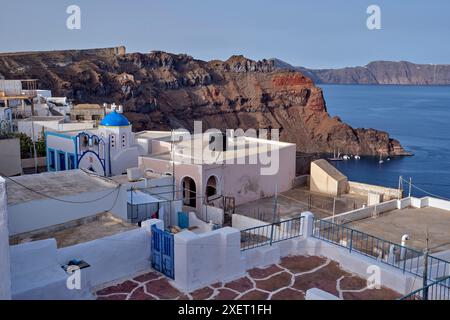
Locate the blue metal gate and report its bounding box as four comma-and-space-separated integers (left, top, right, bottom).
151, 225, 174, 279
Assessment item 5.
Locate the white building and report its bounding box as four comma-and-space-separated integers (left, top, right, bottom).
18, 116, 95, 141
45, 107, 143, 176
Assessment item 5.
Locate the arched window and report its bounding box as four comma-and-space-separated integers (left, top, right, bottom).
206, 175, 218, 198
181, 176, 197, 208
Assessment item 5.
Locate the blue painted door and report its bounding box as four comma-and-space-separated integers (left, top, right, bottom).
151, 225, 174, 279
178, 211, 189, 229
58, 152, 66, 171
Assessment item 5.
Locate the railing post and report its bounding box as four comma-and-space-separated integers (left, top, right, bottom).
422, 250, 429, 300
300, 212, 314, 238
402, 253, 407, 274
349, 230, 354, 253
269, 222, 275, 246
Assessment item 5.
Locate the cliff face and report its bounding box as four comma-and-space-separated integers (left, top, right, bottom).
273, 59, 450, 85
0, 47, 407, 156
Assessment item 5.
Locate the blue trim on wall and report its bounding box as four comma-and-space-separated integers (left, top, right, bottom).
57, 151, 66, 171
77, 150, 106, 176
67, 153, 76, 170
47, 148, 56, 171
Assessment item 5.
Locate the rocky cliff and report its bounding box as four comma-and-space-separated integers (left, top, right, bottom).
273, 59, 450, 85
0, 47, 408, 156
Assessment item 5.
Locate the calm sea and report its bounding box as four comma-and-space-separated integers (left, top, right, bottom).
321, 84, 450, 199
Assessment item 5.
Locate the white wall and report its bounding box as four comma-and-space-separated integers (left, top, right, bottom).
303, 237, 421, 295
8, 186, 127, 236
18, 120, 61, 141
324, 199, 398, 224
201, 205, 224, 225
9, 221, 160, 299
232, 213, 269, 230
57, 227, 151, 289
0, 138, 22, 177
173, 227, 245, 293
0, 177, 11, 299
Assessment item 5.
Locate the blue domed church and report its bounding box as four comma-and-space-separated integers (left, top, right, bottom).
45, 107, 143, 176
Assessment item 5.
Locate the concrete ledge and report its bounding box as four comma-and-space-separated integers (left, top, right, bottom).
306, 288, 340, 300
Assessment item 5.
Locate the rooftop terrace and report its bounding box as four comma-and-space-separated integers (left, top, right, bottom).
348, 206, 450, 253
5, 169, 117, 205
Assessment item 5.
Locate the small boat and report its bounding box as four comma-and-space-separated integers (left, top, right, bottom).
378, 153, 384, 164
355, 155, 361, 160
328, 148, 343, 161
343, 155, 350, 160
386, 158, 391, 161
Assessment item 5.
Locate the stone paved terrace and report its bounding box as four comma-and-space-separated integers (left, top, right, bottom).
95, 256, 401, 300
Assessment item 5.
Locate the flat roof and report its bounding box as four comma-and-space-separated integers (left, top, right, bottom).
5, 169, 118, 205
141, 133, 295, 164
109, 172, 164, 185
73, 104, 103, 110
135, 130, 174, 141
19, 116, 64, 122
348, 206, 450, 253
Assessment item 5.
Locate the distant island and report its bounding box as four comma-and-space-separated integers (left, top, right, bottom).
272, 59, 450, 85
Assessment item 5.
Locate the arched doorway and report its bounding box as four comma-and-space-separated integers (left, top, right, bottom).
205, 175, 218, 199
182, 176, 197, 208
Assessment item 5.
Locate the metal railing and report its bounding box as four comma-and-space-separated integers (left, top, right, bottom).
312, 218, 450, 282
400, 276, 450, 300
240, 216, 304, 251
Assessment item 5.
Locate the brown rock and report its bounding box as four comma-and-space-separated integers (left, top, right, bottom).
0, 47, 408, 156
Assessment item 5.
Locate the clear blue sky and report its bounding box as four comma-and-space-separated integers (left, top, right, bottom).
1, 0, 449, 68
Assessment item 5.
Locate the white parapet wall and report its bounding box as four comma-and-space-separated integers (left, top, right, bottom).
0, 177, 11, 300
232, 213, 269, 230
324, 199, 399, 224
348, 181, 402, 200
173, 227, 245, 293
9, 219, 162, 299
201, 204, 224, 225
8, 187, 128, 236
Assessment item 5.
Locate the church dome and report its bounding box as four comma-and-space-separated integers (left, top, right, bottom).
100, 110, 130, 127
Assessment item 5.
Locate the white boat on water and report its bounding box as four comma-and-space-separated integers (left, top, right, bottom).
355, 155, 361, 160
